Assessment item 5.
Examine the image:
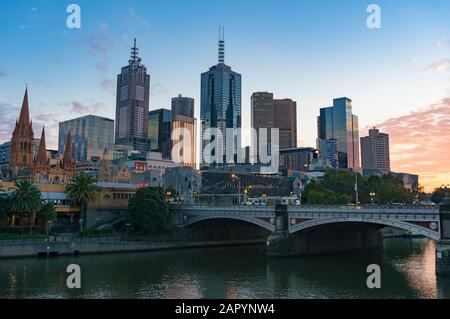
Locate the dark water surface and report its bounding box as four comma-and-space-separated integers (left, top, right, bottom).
1, 238, 450, 299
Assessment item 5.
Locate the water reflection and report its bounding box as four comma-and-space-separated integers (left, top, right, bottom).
0, 238, 449, 299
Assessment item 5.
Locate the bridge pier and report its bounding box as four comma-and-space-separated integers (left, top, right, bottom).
266, 205, 290, 257
436, 199, 450, 274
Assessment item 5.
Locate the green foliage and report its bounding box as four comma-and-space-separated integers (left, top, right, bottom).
302, 170, 414, 205
10, 180, 42, 228
38, 200, 57, 223
126, 187, 169, 233
65, 173, 101, 230
65, 173, 101, 205
432, 187, 449, 204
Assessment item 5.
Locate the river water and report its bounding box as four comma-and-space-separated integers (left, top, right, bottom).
1, 238, 450, 299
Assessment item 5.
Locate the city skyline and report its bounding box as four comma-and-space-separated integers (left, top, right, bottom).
0, 0, 449, 190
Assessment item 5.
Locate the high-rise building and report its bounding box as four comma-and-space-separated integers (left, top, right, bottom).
59, 115, 114, 162
115, 39, 151, 154
251, 92, 297, 156
172, 94, 194, 118
148, 109, 172, 159
361, 127, 390, 173
279, 147, 318, 174
172, 115, 197, 169
317, 97, 360, 170
0, 141, 11, 170
200, 27, 241, 167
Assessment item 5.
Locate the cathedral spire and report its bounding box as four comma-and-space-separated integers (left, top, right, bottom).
35, 126, 48, 163
63, 131, 74, 165
18, 87, 31, 126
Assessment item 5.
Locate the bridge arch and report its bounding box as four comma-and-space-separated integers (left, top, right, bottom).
183, 215, 275, 232
288, 217, 440, 241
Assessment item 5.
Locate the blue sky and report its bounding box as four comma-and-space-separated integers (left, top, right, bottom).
0, 0, 449, 189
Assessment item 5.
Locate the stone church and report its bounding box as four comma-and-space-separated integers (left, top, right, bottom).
8, 88, 76, 183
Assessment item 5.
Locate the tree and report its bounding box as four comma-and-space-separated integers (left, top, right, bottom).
38, 200, 57, 233
10, 180, 42, 232
126, 187, 169, 233
0, 190, 12, 226
65, 173, 100, 231
432, 187, 448, 204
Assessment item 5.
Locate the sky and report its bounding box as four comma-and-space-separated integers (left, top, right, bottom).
0, 0, 449, 191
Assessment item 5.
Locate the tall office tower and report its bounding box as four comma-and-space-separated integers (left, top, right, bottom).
172, 115, 197, 169
148, 109, 172, 159
9, 88, 35, 172
115, 39, 151, 154
172, 94, 194, 118
317, 97, 360, 170
59, 115, 115, 162
200, 27, 241, 167
251, 92, 297, 156
360, 127, 390, 173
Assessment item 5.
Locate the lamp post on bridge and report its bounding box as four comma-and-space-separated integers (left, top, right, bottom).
370, 192, 376, 205
231, 173, 242, 205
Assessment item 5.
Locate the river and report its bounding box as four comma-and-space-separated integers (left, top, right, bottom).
1, 238, 450, 299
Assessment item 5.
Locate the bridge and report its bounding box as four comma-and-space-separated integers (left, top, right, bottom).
174, 205, 441, 240
171, 202, 450, 274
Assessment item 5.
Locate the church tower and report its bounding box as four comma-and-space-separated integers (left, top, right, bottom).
9, 88, 35, 173
33, 126, 49, 181
61, 131, 76, 180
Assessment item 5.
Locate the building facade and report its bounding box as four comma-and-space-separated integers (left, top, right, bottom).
279, 147, 319, 175
200, 29, 241, 167
148, 108, 172, 159
251, 92, 297, 156
59, 115, 114, 163
361, 127, 390, 174
172, 115, 197, 168
115, 39, 151, 154
317, 97, 360, 170
171, 94, 194, 118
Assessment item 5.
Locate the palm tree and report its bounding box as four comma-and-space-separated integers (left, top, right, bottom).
65, 173, 100, 232
10, 180, 42, 232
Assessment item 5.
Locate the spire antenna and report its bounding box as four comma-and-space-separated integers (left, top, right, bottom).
218, 26, 225, 64
130, 38, 141, 63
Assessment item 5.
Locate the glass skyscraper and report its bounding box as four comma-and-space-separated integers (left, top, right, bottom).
115, 39, 151, 154
172, 94, 194, 118
59, 115, 114, 162
317, 97, 360, 170
148, 109, 172, 159
200, 28, 241, 167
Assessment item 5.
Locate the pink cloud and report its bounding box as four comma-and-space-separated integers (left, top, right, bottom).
422, 59, 450, 74
374, 98, 450, 191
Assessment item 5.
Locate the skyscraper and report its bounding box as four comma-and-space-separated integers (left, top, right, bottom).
148, 109, 172, 159
172, 115, 197, 169
317, 97, 360, 170
360, 127, 390, 173
172, 94, 194, 118
59, 115, 114, 162
251, 92, 297, 156
115, 39, 151, 154
200, 27, 241, 167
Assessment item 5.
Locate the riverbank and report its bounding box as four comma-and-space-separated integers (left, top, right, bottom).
0, 238, 266, 259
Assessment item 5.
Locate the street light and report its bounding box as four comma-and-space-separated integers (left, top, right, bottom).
230, 173, 242, 205
370, 192, 376, 205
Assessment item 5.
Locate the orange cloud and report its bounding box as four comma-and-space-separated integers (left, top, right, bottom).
374, 98, 450, 192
